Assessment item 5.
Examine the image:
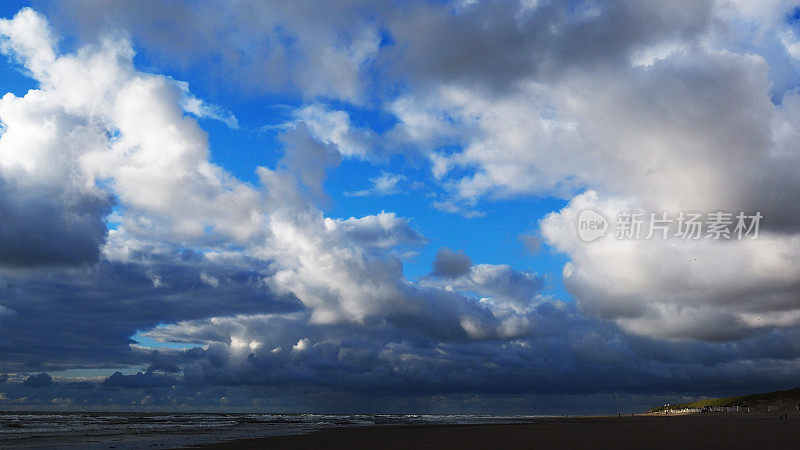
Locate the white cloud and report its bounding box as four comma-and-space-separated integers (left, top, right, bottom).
175, 80, 238, 129
541, 191, 800, 341
423, 248, 544, 315
0, 9, 266, 253
292, 338, 311, 352
0, 305, 14, 319
345, 171, 407, 197
389, 83, 587, 200
293, 104, 376, 158
199, 272, 220, 287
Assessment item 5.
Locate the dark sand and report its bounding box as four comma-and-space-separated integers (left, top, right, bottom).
189, 415, 800, 449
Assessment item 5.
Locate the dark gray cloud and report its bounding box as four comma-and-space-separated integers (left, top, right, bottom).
42, 0, 387, 100
431, 247, 471, 278
146, 350, 182, 374
41, 0, 716, 99
1, 300, 795, 414
118, 299, 800, 401
103, 371, 179, 389
278, 124, 342, 203
386, 0, 713, 92
0, 171, 112, 267
1, 277, 799, 413
0, 253, 301, 372
23, 373, 52, 388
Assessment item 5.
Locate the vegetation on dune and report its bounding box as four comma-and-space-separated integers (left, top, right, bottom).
648, 387, 800, 413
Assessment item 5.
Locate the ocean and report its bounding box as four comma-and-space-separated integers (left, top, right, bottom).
0, 412, 531, 448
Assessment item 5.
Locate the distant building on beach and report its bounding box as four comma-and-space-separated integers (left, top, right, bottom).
660, 405, 752, 414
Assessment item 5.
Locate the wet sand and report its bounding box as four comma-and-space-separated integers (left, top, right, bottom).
188, 414, 800, 449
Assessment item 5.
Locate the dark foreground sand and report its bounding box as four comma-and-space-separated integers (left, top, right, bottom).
189, 415, 800, 449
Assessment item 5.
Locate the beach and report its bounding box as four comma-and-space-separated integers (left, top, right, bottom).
193, 415, 800, 449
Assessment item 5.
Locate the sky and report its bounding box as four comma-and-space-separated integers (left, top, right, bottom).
0, 0, 800, 414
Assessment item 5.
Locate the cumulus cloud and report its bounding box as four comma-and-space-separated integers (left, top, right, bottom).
0, 176, 112, 267
425, 248, 544, 314
0, 9, 114, 266
23, 373, 52, 388
430, 248, 472, 278
292, 104, 377, 158
386, 0, 713, 92
541, 191, 800, 341
0, 253, 300, 372
332, 213, 426, 250
103, 371, 178, 389
0, 7, 268, 256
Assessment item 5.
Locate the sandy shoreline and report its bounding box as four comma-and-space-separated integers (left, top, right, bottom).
187, 415, 800, 449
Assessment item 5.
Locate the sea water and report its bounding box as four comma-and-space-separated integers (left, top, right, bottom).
0, 412, 531, 448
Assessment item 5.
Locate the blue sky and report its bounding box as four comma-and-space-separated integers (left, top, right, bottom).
1, 0, 800, 414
